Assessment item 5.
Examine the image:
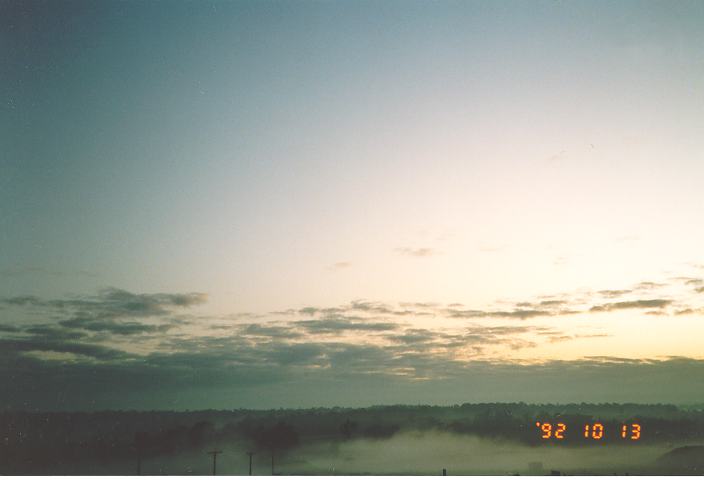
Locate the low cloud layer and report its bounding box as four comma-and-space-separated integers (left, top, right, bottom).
590, 299, 672, 312
1, 272, 704, 410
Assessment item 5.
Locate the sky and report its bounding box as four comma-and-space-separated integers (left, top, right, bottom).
2, 0, 704, 410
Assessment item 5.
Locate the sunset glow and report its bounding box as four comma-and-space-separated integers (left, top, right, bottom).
3, 0, 704, 411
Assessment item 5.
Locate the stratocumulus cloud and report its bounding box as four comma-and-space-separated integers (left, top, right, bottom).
2, 274, 704, 409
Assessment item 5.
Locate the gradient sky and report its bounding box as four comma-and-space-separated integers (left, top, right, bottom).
2, 0, 704, 410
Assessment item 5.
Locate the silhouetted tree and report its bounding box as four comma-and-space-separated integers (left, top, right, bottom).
188, 421, 215, 446
363, 423, 399, 439
340, 419, 358, 439
254, 421, 299, 451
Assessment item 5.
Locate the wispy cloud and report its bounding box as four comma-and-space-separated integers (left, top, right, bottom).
445, 307, 568, 320
395, 247, 437, 257
298, 316, 400, 334
590, 299, 672, 312
327, 261, 352, 271
272, 271, 704, 321
670, 276, 703, 286
1, 288, 206, 336
633, 281, 666, 290
597, 289, 632, 298
2, 288, 207, 314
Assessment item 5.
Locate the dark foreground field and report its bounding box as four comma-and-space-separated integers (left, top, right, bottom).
2, 403, 704, 475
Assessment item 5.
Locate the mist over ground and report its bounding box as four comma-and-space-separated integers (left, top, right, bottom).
64, 433, 679, 476
3, 403, 703, 475
279, 432, 676, 475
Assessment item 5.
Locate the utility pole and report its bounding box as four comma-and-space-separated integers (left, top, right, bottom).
207, 449, 223, 475
246, 451, 253, 475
